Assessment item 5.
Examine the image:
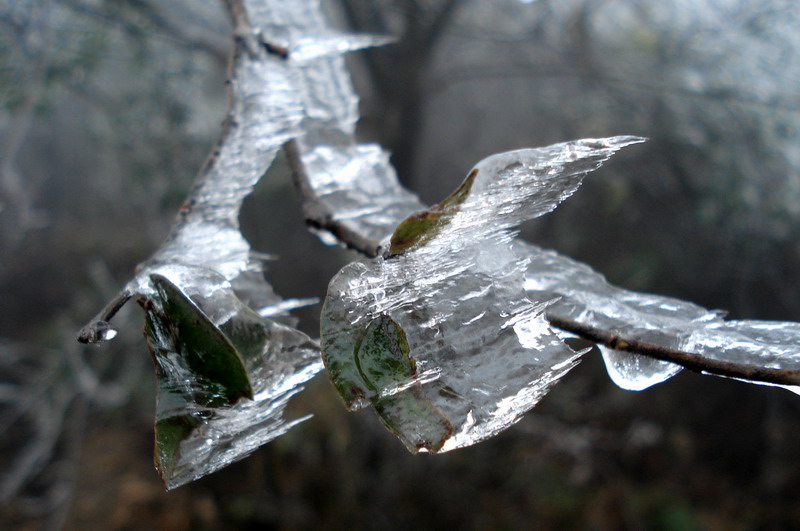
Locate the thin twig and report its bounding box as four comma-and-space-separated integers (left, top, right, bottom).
284, 140, 384, 258
76, 288, 132, 344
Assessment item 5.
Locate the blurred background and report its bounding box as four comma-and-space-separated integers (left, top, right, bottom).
2, 0, 800, 529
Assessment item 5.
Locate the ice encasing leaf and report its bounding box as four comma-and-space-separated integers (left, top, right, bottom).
355, 315, 454, 452
141, 265, 321, 490
321, 137, 643, 453
391, 137, 646, 253
147, 274, 253, 406
282, 20, 800, 391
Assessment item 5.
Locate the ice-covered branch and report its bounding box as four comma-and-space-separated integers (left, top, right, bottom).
288, 35, 800, 391
524, 243, 800, 390
74, 0, 398, 488
297, 136, 800, 390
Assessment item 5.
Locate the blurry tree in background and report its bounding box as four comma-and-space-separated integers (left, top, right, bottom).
2, 0, 800, 529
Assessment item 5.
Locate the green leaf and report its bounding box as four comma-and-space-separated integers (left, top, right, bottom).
353, 315, 453, 452
389, 168, 478, 255
147, 274, 253, 406
321, 139, 647, 454
319, 294, 370, 409
142, 273, 256, 485
153, 415, 201, 485
354, 314, 416, 391
140, 268, 321, 489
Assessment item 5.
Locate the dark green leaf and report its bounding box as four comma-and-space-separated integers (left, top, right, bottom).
148, 274, 253, 405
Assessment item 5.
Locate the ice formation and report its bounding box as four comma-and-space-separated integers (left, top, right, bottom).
598, 347, 683, 391
321, 138, 644, 452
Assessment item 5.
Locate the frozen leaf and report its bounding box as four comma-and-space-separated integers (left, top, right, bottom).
321, 137, 642, 452
141, 266, 321, 490
146, 274, 254, 408
390, 137, 646, 254
354, 315, 454, 451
